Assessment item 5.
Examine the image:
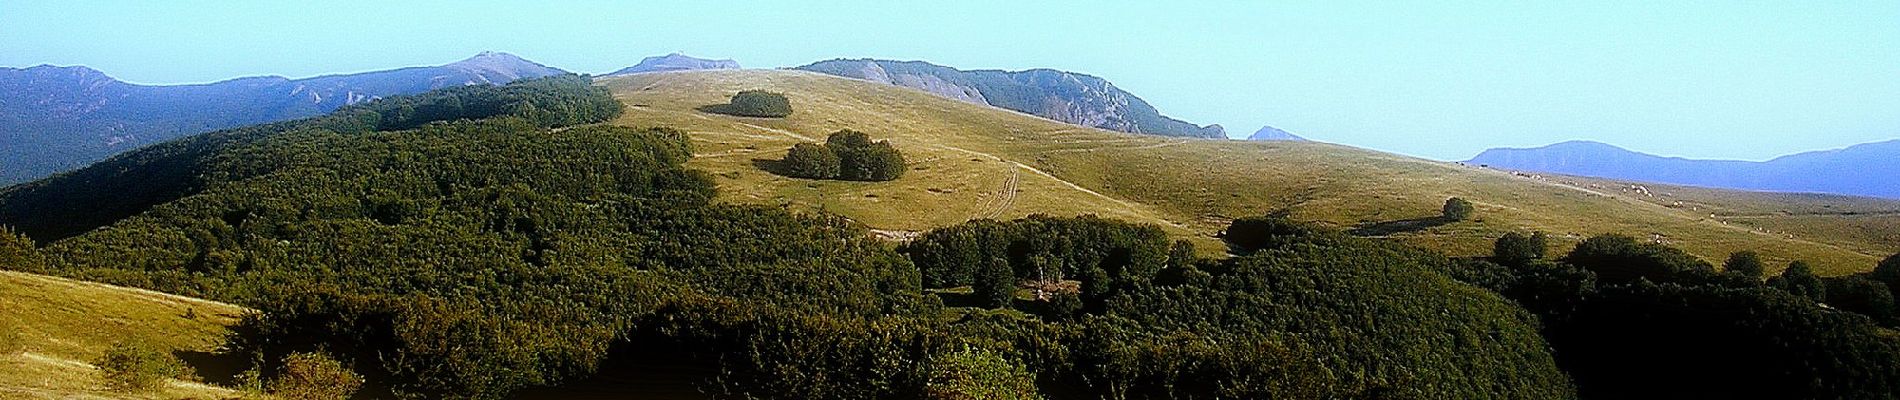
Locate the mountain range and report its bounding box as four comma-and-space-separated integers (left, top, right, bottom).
794, 59, 1225, 139
1468, 140, 1900, 199
0, 51, 565, 184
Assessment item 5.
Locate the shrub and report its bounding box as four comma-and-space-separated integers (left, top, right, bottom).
1493, 231, 1548, 266
924, 347, 1040, 400
268, 352, 363, 400
1442, 197, 1475, 221
1724, 251, 1766, 279
1824, 277, 1896, 326
0, 225, 43, 271
96, 341, 188, 392
777, 130, 906, 181
783, 143, 840, 179
724, 90, 792, 117
1769, 261, 1827, 303
1563, 234, 1713, 284
1222, 215, 1332, 253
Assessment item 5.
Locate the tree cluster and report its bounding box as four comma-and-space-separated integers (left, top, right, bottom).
708, 90, 792, 117
780, 130, 906, 181
1460, 233, 1900, 399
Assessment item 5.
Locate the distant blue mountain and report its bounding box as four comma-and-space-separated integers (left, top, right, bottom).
608, 53, 739, 75
1468, 140, 1900, 199
1247, 125, 1305, 141
0, 52, 565, 185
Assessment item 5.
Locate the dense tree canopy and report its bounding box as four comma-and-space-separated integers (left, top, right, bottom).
1457, 233, 1900, 399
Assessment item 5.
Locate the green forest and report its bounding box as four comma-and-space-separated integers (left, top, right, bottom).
3, 76, 1898, 400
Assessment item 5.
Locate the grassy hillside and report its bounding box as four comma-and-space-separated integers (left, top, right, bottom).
0, 270, 247, 399
600, 69, 1891, 275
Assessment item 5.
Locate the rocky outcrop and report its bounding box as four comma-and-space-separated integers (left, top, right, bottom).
795, 59, 1223, 139
609, 53, 740, 75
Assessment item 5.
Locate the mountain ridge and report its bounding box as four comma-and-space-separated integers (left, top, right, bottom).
1468, 139, 1900, 199
609, 52, 740, 75
0, 52, 567, 185
794, 58, 1225, 139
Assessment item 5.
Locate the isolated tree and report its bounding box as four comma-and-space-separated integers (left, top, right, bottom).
725, 90, 792, 117
1493, 232, 1548, 266
1769, 261, 1827, 303
782, 143, 840, 179
1724, 251, 1767, 279
1442, 197, 1476, 221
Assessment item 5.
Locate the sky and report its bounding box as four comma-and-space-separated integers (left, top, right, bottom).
4, 1, 1897, 161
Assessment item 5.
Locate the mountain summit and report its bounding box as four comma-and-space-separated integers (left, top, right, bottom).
444, 51, 566, 80
1468, 140, 1900, 199
0, 53, 568, 185
609, 53, 740, 75
794, 59, 1224, 139
1247, 125, 1305, 141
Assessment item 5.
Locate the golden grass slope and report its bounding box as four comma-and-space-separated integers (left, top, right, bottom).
598, 69, 1892, 275
0, 270, 247, 399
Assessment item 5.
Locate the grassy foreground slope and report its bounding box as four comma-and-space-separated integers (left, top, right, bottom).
600, 69, 1887, 274
0, 270, 246, 399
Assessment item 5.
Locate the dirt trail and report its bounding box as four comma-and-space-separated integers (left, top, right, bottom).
975, 166, 1021, 220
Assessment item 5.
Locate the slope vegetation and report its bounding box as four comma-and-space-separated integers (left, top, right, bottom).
0, 270, 246, 399
600, 70, 1889, 274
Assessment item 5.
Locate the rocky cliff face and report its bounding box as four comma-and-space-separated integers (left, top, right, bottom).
610, 53, 741, 75
0, 52, 567, 185
795, 59, 1223, 139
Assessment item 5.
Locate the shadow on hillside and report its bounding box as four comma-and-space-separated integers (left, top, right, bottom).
174, 350, 248, 386
749, 158, 796, 178
1349, 216, 1454, 237
695, 103, 788, 118
510, 330, 716, 400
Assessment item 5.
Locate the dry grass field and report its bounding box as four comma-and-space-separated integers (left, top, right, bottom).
600, 69, 1894, 275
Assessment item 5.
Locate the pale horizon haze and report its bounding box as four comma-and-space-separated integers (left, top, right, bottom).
4, 0, 1896, 161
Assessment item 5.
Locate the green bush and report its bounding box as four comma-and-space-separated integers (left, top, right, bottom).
1221, 215, 1335, 253
722, 90, 792, 117
1769, 261, 1827, 302
1442, 197, 1475, 221
924, 347, 1040, 400
783, 143, 840, 179
776, 130, 906, 181
1724, 250, 1766, 279
268, 352, 362, 400
1493, 231, 1548, 266
0, 225, 43, 271
96, 341, 188, 393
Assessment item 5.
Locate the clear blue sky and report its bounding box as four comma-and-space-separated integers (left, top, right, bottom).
5, 1, 1897, 161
